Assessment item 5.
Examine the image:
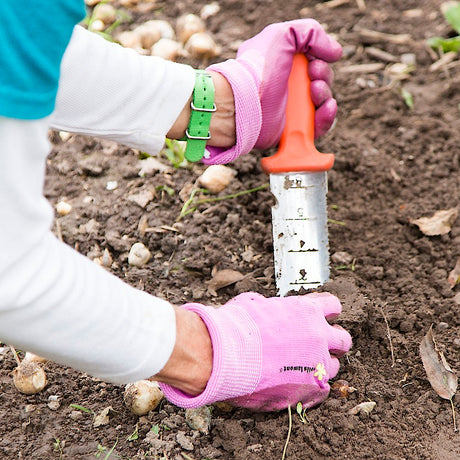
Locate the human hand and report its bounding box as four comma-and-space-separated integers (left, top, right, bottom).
204, 19, 342, 164
159, 292, 352, 411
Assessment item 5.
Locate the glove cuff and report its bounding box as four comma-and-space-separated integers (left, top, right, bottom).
160, 302, 262, 408
202, 59, 262, 165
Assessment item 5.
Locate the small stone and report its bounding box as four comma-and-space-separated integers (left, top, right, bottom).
128, 242, 151, 267
437, 322, 449, 330
198, 165, 235, 193
69, 411, 83, 421
331, 251, 353, 265
56, 200, 72, 216
127, 189, 154, 208
106, 181, 118, 191
176, 431, 194, 451
185, 406, 212, 434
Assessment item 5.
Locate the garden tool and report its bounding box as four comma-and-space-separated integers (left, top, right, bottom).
260, 54, 335, 297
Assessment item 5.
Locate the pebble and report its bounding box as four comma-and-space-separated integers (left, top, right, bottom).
69, 411, 83, 421
176, 431, 194, 451
331, 251, 353, 265
128, 242, 151, 267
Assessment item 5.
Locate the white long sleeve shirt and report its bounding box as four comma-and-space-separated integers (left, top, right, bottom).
0, 26, 196, 384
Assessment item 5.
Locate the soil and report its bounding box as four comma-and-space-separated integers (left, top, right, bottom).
1, 0, 459, 459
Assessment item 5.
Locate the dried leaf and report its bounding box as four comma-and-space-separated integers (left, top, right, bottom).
447, 258, 460, 288
348, 401, 376, 415
207, 269, 246, 296
93, 406, 113, 427
419, 326, 458, 400
410, 208, 458, 236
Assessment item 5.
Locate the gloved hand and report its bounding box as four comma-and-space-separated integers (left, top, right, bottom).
160, 292, 352, 411
204, 19, 342, 165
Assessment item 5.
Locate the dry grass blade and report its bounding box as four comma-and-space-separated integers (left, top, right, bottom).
420, 326, 458, 431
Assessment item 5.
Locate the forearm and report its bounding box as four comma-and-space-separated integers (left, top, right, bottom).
50, 26, 195, 154
0, 118, 177, 383
51, 26, 236, 154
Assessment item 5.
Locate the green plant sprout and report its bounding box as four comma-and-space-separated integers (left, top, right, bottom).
400, 88, 414, 109
53, 438, 63, 457
428, 2, 460, 52
126, 424, 139, 442
177, 183, 269, 221
296, 401, 310, 424
95, 438, 118, 460
95, 444, 107, 458
162, 139, 189, 168
69, 403, 93, 414
335, 258, 357, 272
156, 184, 175, 197
83, 2, 129, 42
327, 218, 346, 226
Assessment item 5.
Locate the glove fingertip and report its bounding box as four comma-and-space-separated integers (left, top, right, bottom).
314, 98, 337, 139
310, 80, 332, 107
328, 357, 340, 379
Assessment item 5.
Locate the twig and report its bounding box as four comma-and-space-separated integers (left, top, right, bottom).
339, 63, 385, 74
429, 51, 458, 72
380, 304, 395, 367
356, 28, 411, 45
281, 405, 293, 460
365, 47, 398, 62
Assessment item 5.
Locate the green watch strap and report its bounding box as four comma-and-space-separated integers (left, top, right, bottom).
184, 70, 216, 162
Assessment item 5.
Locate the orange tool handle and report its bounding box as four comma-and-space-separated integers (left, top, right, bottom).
260, 54, 334, 174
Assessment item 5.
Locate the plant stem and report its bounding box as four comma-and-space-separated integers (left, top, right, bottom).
178, 183, 269, 220
281, 405, 293, 460
194, 184, 269, 205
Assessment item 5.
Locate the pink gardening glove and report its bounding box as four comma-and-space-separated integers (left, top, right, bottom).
204, 19, 342, 165
160, 292, 352, 411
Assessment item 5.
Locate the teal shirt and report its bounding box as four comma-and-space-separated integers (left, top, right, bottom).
0, 1, 86, 119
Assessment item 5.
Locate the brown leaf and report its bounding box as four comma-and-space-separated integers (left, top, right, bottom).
93, 406, 113, 427
410, 208, 458, 236
447, 258, 460, 289
207, 269, 246, 296
419, 326, 458, 400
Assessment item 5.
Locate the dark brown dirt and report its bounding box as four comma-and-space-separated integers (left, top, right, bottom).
1, 0, 459, 459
